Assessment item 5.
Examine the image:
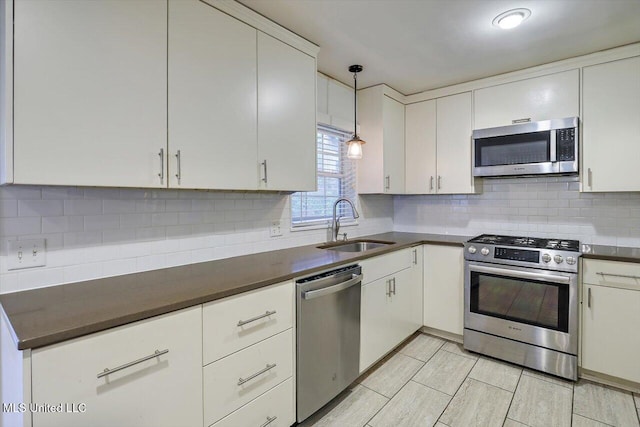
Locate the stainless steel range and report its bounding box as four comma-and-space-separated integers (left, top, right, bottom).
463, 234, 580, 380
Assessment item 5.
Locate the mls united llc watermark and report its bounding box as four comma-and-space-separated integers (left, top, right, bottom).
2, 402, 87, 414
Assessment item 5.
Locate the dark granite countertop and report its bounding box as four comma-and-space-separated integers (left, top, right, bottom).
0, 232, 468, 350
581, 244, 640, 263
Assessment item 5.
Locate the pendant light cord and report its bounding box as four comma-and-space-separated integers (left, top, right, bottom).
353, 72, 358, 137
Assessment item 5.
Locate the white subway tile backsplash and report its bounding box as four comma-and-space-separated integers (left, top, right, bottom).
84, 214, 120, 231
0, 217, 41, 236
64, 199, 102, 215
0, 200, 17, 217
394, 176, 640, 246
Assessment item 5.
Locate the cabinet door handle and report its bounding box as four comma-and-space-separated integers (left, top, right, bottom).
588, 168, 592, 188
429, 176, 434, 191
596, 271, 640, 280
97, 349, 169, 379
437, 175, 442, 190
385, 175, 390, 190
237, 310, 277, 327
237, 363, 277, 386
587, 287, 591, 308
260, 416, 278, 427
413, 249, 418, 265
175, 150, 182, 184
392, 277, 396, 295
386, 279, 391, 297
261, 160, 268, 183
158, 148, 164, 183
512, 118, 531, 124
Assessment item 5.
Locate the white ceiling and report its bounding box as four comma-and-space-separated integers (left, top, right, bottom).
238, 0, 640, 95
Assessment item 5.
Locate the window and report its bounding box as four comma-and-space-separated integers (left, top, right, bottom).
291, 125, 357, 227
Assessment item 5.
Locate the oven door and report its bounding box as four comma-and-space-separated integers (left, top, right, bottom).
464, 261, 578, 355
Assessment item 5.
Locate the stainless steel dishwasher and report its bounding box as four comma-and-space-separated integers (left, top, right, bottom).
296, 264, 362, 423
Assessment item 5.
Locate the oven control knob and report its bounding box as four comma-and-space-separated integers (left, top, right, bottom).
467, 246, 477, 254
566, 256, 576, 265
480, 247, 490, 256
541, 253, 552, 263
554, 255, 564, 264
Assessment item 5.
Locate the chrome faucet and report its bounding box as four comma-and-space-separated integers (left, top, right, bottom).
331, 198, 360, 242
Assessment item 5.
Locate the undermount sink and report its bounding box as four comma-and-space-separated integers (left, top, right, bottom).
317, 239, 396, 253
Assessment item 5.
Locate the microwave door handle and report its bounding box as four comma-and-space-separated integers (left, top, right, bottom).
550, 130, 557, 162
470, 264, 571, 285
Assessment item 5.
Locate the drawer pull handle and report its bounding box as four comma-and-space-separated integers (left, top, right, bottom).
260, 415, 277, 427
97, 349, 168, 379
238, 363, 277, 386
512, 118, 531, 124
237, 310, 277, 327
596, 272, 640, 280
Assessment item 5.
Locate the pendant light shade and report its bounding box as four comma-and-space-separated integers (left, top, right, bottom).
346, 64, 365, 160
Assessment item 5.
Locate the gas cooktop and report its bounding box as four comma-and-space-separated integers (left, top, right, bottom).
465, 234, 581, 272
468, 234, 580, 252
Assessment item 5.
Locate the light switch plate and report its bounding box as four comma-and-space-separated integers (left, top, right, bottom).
7, 239, 46, 270
269, 220, 282, 237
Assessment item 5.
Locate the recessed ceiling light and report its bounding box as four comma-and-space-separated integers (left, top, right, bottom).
493, 8, 531, 30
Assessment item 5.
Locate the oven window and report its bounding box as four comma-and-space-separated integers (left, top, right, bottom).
475, 131, 550, 167
470, 272, 569, 332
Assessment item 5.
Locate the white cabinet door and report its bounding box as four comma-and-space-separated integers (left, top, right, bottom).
383, 96, 405, 193
474, 69, 579, 129
405, 100, 437, 194
582, 284, 640, 383
582, 56, 640, 192
168, 0, 257, 190
31, 307, 202, 427
13, 0, 167, 188
258, 32, 316, 192
391, 248, 423, 340
360, 276, 395, 372
436, 92, 474, 194
423, 245, 465, 336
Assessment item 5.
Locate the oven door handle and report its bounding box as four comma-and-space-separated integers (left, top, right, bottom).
470, 264, 571, 284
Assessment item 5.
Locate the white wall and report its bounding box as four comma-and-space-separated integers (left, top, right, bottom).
394, 175, 640, 247
0, 186, 393, 293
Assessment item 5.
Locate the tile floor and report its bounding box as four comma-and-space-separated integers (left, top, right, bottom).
300, 333, 640, 427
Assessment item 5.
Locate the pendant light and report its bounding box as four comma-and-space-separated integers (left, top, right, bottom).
346, 65, 365, 159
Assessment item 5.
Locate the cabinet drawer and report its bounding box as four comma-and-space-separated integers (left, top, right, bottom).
360, 248, 414, 285
210, 377, 294, 427
583, 259, 640, 289
203, 329, 293, 426
203, 280, 293, 364
31, 307, 203, 427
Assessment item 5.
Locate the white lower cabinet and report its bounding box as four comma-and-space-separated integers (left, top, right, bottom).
31, 307, 203, 427
581, 259, 640, 383
423, 244, 465, 336
360, 247, 423, 372
210, 378, 294, 427
203, 329, 293, 426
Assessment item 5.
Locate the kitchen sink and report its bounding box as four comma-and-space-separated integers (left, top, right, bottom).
317, 239, 395, 253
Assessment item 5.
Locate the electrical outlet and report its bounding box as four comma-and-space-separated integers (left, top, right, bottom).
7, 239, 46, 270
269, 220, 282, 237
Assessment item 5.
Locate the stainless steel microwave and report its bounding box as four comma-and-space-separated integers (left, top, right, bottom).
472, 117, 579, 177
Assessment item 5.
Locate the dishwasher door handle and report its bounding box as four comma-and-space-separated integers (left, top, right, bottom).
302, 274, 363, 300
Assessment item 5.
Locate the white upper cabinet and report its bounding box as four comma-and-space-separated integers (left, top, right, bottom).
13, 0, 167, 188
405, 100, 437, 194
582, 56, 640, 192
168, 0, 257, 190
358, 86, 405, 194
474, 69, 579, 129
436, 92, 475, 194
257, 32, 317, 191
404, 93, 475, 195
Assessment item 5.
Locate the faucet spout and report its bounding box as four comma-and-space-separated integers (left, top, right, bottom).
331, 198, 359, 242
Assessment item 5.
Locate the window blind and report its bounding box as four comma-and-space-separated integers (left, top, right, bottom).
291, 125, 357, 226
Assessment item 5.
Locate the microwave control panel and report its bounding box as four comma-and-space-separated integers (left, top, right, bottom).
556, 128, 576, 161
